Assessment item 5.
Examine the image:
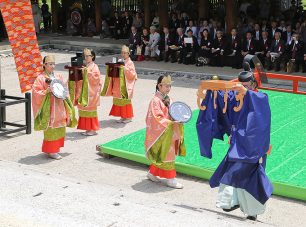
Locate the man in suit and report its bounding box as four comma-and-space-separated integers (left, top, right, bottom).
265, 31, 285, 71
181, 29, 198, 65
227, 28, 242, 68
210, 30, 229, 67
282, 33, 304, 72
158, 26, 174, 62
253, 23, 262, 41
241, 31, 257, 57
169, 27, 186, 63
169, 13, 180, 36
282, 25, 293, 45
257, 31, 271, 67
210, 21, 218, 40
268, 20, 281, 40
122, 11, 133, 38
110, 11, 123, 39
128, 26, 141, 61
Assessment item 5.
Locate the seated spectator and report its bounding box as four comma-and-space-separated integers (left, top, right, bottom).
128, 26, 141, 61
282, 33, 304, 72
145, 26, 160, 60
110, 11, 122, 39
66, 18, 77, 35
210, 20, 218, 40
87, 18, 96, 37
100, 19, 111, 39
257, 31, 271, 67
241, 31, 257, 57
265, 31, 285, 71
278, 20, 287, 32
132, 12, 143, 32
197, 19, 210, 44
253, 23, 262, 41
169, 27, 186, 63
181, 29, 198, 65
227, 28, 242, 69
139, 27, 150, 61
157, 26, 174, 62
268, 20, 282, 39
282, 25, 293, 45
210, 30, 229, 67
169, 13, 181, 35
180, 12, 189, 29
185, 20, 197, 38
123, 11, 133, 38
151, 12, 159, 29
197, 29, 212, 66
261, 20, 268, 32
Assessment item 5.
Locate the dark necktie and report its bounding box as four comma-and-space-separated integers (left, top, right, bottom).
292, 43, 296, 58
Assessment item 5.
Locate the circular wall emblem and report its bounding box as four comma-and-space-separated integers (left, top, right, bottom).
71, 10, 82, 25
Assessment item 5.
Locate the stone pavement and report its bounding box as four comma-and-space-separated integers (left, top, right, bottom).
0, 46, 305, 226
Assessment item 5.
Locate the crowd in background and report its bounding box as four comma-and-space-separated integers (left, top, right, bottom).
26, 0, 306, 72
116, 7, 306, 73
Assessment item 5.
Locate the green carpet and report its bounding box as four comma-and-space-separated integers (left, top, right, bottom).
100, 90, 306, 201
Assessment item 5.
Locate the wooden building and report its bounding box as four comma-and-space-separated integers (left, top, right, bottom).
0, 0, 302, 39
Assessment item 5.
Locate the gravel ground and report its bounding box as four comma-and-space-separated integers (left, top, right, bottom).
0, 52, 305, 227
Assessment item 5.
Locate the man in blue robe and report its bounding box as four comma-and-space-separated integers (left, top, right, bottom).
196, 71, 273, 221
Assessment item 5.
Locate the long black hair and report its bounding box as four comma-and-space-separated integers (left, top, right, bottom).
91, 50, 96, 61
156, 75, 165, 92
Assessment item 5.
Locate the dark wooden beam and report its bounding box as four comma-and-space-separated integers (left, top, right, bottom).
225, 0, 236, 34
51, 0, 58, 32
198, 0, 209, 19
158, 0, 168, 28
144, 0, 150, 27
95, 0, 102, 33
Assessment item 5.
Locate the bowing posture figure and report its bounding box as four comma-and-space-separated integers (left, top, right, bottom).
196, 72, 273, 221
145, 75, 186, 189
102, 45, 137, 124
32, 55, 77, 160
76, 49, 102, 136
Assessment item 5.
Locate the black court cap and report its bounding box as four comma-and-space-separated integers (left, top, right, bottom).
238, 71, 254, 82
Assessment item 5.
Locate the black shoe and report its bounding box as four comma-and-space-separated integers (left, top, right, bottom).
178, 61, 182, 64
222, 205, 240, 212
246, 215, 257, 221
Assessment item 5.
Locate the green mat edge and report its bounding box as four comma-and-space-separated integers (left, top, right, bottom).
100, 145, 306, 202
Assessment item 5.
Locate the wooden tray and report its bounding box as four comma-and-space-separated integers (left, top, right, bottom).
200, 80, 239, 90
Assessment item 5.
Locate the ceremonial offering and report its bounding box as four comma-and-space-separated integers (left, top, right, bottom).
169, 101, 192, 123
50, 79, 69, 100
106, 62, 125, 78
197, 80, 244, 113
199, 80, 238, 91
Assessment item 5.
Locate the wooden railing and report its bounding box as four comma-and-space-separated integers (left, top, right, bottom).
231, 70, 306, 95
259, 72, 306, 95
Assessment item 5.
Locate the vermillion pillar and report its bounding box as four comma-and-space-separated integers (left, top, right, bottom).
95, 0, 102, 33
225, 0, 236, 34
144, 0, 150, 27
158, 0, 168, 28
51, 0, 58, 32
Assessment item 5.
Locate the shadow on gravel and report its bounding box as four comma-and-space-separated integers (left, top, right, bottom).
18, 152, 71, 165
65, 131, 88, 141
131, 179, 174, 193
99, 119, 127, 129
